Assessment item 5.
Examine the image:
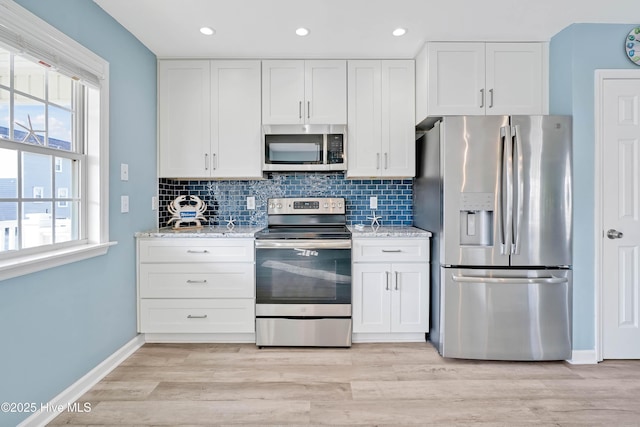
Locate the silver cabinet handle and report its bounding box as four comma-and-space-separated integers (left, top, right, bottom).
307, 101, 310, 119
186, 279, 207, 284
187, 314, 208, 319
299, 101, 302, 119
385, 271, 390, 291
607, 229, 624, 239
376, 153, 380, 170
382, 249, 402, 253
480, 88, 485, 108
384, 152, 388, 169
187, 249, 210, 254
395, 271, 399, 290
205, 153, 209, 170
452, 274, 568, 285
489, 89, 494, 108
212, 153, 217, 170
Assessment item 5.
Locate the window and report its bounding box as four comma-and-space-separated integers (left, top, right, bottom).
0, 0, 111, 280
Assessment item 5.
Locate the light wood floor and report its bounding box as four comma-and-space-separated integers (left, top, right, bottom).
50, 342, 640, 426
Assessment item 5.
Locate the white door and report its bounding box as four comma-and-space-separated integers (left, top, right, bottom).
352, 263, 391, 333
485, 43, 544, 115
426, 42, 485, 116
347, 60, 382, 177
602, 77, 640, 359
390, 263, 429, 333
381, 60, 415, 177
211, 60, 262, 178
305, 60, 346, 124
261, 60, 304, 124
158, 60, 211, 177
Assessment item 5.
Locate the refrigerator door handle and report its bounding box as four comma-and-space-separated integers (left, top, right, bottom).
451, 274, 568, 285
499, 125, 513, 255
512, 125, 524, 255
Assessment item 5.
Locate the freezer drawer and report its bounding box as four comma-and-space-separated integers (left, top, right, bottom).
441, 268, 572, 361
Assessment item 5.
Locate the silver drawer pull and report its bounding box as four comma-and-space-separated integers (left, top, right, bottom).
382, 249, 402, 253
187, 250, 209, 254
187, 314, 208, 319
186, 280, 207, 284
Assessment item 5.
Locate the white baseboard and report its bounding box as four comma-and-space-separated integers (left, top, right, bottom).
567, 349, 598, 364
18, 334, 145, 427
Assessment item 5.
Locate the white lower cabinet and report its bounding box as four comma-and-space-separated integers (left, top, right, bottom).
352, 238, 429, 340
137, 237, 255, 339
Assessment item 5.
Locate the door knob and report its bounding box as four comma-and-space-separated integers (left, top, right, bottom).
607, 229, 624, 239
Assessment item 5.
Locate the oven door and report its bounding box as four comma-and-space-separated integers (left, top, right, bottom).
255, 239, 351, 316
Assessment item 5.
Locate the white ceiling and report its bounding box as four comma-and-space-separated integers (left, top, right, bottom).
93, 0, 639, 59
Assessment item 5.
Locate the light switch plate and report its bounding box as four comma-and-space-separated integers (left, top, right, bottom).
120, 163, 129, 181
247, 196, 256, 210
369, 196, 378, 210
121, 195, 129, 213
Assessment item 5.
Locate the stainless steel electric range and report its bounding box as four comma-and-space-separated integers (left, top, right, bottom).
254, 197, 352, 347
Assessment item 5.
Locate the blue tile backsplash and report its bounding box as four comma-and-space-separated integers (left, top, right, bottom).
159, 172, 413, 228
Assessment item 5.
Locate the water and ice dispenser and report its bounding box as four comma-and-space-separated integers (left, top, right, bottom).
459, 193, 494, 246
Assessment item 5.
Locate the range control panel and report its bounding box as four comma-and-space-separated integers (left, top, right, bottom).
267, 197, 345, 215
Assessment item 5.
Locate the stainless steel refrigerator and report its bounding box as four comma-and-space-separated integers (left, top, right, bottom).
414, 116, 572, 360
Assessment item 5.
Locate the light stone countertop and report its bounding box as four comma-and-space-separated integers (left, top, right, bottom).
348, 225, 432, 238
135, 226, 264, 238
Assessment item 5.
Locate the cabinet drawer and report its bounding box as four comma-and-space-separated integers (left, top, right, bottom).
138, 238, 254, 263
352, 238, 429, 262
139, 263, 254, 298
139, 299, 255, 333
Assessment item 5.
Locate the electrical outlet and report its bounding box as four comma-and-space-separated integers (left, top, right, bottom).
247, 196, 256, 210
151, 196, 158, 211
121, 195, 129, 213
369, 196, 378, 210
120, 163, 129, 181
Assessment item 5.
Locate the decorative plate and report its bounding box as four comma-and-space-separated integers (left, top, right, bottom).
626, 26, 640, 65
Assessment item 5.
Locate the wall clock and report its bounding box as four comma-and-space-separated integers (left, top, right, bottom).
626, 26, 640, 65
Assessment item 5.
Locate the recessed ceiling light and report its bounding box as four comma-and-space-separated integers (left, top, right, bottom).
296, 27, 310, 37
392, 28, 407, 37
200, 27, 215, 36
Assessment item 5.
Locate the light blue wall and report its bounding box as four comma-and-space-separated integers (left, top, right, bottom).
0, 1, 156, 425
549, 24, 637, 351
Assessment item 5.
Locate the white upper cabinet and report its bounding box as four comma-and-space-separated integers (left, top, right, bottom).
159, 60, 211, 177
347, 60, 415, 178
416, 42, 547, 122
211, 61, 262, 178
158, 60, 262, 178
262, 60, 346, 124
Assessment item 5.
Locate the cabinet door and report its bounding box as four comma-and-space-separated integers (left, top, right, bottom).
390, 263, 429, 333
426, 43, 485, 116
381, 60, 415, 177
158, 60, 211, 177
352, 263, 391, 333
485, 43, 544, 115
305, 60, 347, 124
347, 60, 382, 177
262, 60, 305, 124
211, 60, 262, 178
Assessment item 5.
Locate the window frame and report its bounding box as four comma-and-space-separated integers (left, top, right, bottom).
0, 0, 113, 281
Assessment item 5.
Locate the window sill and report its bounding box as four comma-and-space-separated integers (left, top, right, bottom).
0, 242, 117, 282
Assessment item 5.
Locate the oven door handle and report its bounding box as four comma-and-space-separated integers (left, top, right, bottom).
255, 240, 351, 249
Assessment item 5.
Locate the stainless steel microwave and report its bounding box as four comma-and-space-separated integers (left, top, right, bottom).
263, 124, 347, 172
